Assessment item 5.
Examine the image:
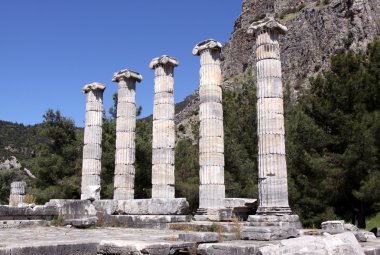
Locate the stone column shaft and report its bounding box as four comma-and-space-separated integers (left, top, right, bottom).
150, 56, 178, 198
9, 181, 26, 206
81, 83, 106, 201
113, 70, 142, 200
248, 17, 291, 214
193, 40, 225, 209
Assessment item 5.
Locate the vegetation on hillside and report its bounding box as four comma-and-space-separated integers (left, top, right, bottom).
0, 41, 379, 228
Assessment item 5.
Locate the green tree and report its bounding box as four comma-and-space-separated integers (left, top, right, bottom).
31, 109, 82, 203
223, 73, 258, 200
286, 41, 380, 228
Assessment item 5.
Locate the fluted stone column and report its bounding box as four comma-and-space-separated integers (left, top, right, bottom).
193, 39, 225, 210
248, 17, 292, 215
112, 69, 142, 200
9, 181, 26, 206
81, 83, 106, 201
149, 55, 178, 198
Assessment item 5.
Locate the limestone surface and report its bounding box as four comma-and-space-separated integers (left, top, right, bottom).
116, 198, 189, 215
150, 55, 178, 199
81, 82, 106, 201
112, 69, 142, 200
248, 17, 294, 216
193, 39, 225, 211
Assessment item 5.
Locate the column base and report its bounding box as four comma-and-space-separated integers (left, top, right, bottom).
256, 206, 293, 215
194, 208, 233, 222
247, 213, 302, 229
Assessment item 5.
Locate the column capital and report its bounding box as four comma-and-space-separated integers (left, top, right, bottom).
192, 39, 222, 56
247, 17, 287, 35
112, 69, 143, 83
82, 82, 106, 93
149, 55, 179, 69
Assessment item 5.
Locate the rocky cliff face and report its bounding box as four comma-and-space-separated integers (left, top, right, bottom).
222, 0, 380, 91
175, 0, 380, 140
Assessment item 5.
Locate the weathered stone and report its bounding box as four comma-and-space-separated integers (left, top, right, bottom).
354, 231, 377, 242
194, 39, 226, 214
98, 240, 195, 255
150, 55, 178, 199
9, 182, 26, 206
247, 214, 302, 228
0, 205, 57, 220
47, 199, 96, 221
112, 69, 142, 200
81, 82, 105, 201
248, 17, 294, 216
321, 220, 345, 234
346, 223, 360, 232
178, 232, 219, 243
197, 241, 266, 255
254, 232, 364, 255
92, 200, 118, 215
117, 198, 189, 215
241, 226, 300, 241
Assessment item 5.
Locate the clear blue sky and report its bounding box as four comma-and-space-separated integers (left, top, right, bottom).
0, 1, 241, 127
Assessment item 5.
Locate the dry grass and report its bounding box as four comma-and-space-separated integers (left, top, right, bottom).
23, 194, 36, 204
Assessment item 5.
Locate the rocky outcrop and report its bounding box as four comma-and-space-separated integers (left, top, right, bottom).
222, 0, 380, 91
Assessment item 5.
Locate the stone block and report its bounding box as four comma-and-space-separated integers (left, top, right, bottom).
335, 232, 365, 255
154, 76, 174, 93
115, 132, 135, 149
224, 198, 257, 208
10, 182, 26, 195
258, 134, 286, 155
354, 231, 377, 242
321, 220, 345, 234
199, 85, 222, 103
98, 240, 195, 255
199, 102, 223, 120
83, 126, 102, 145
114, 164, 135, 175
178, 232, 219, 243
257, 78, 284, 99
114, 174, 134, 188
85, 101, 103, 111
85, 111, 102, 126
200, 119, 224, 138
151, 184, 175, 199
199, 137, 224, 153
199, 185, 225, 209
152, 148, 174, 164
113, 188, 134, 201
81, 185, 100, 201
82, 144, 102, 160
63, 216, 97, 228
92, 200, 118, 215
200, 166, 224, 184
154, 92, 174, 105
81, 174, 101, 187
194, 208, 233, 222
116, 117, 136, 132
0, 205, 58, 220
256, 59, 281, 79
153, 103, 174, 120
200, 65, 222, 85
152, 164, 175, 185
117, 198, 189, 215
81, 159, 101, 174
247, 214, 302, 228
115, 148, 135, 164
48, 199, 97, 220
118, 87, 136, 103
116, 101, 136, 118
197, 242, 260, 255
241, 226, 300, 241
199, 152, 225, 166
